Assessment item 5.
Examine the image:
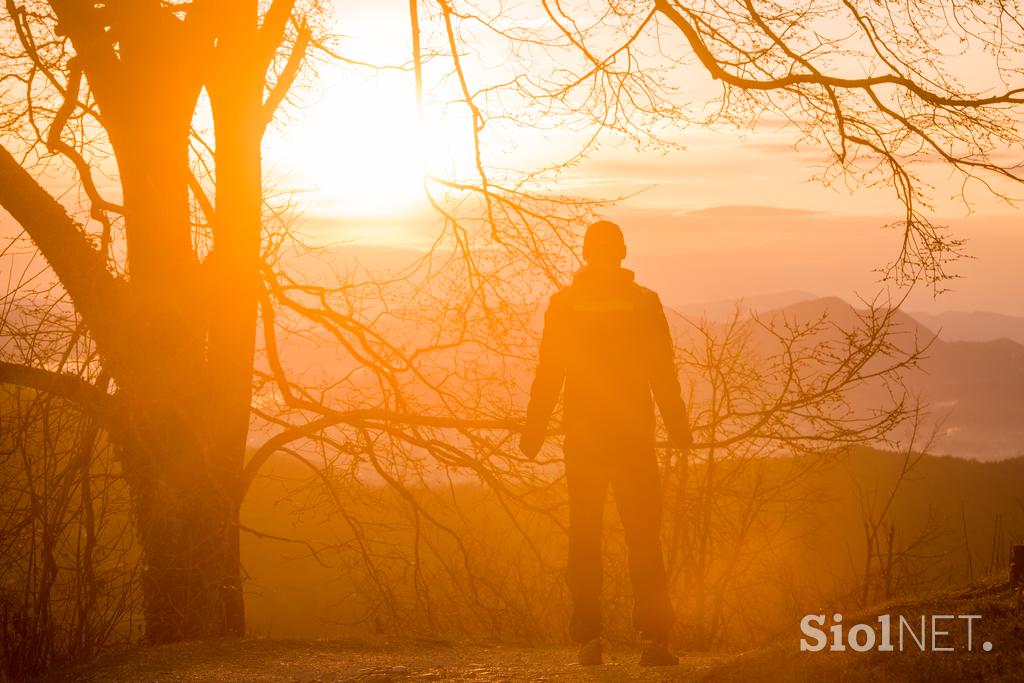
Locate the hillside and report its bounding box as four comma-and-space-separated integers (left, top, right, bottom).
259, 289, 1024, 460
232, 449, 1024, 645
768, 298, 1024, 459
910, 310, 1024, 346
702, 577, 1024, 682
666, 296, 1024, 460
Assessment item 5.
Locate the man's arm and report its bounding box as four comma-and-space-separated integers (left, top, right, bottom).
521, 296, 568, 458
648, 294, 693, 449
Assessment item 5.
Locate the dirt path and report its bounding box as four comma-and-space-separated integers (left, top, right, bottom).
37, 638, 728, 682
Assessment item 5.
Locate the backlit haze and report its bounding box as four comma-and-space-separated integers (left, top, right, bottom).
268, 0, 1023, 315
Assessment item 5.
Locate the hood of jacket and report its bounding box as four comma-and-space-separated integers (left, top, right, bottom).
572, 265, 636, 288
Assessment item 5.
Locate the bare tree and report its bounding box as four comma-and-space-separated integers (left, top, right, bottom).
0, 0, 316, 641
3, 0, 1023, 657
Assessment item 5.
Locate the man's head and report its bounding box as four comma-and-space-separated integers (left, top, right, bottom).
582, 220, 626, 267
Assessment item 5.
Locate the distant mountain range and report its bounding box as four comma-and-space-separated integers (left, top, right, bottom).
254, 276, 1022, 461
668, 296, 1024, 461
908, 309, 1024, 345
671, 290, 818, 321
674, 291, 1024, 345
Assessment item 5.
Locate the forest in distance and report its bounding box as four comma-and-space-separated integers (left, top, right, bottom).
3, 0, 1024, 680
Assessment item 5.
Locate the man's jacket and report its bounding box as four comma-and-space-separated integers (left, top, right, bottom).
524, 265, 692, 447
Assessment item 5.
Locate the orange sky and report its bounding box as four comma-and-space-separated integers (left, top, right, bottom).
260, 0, 1023, 316
1, 1, 1020, 316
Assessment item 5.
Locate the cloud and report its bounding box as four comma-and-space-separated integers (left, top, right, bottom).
682, 205, 826, 218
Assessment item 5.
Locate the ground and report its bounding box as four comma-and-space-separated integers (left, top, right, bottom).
36, 638, 725, 682
35, 579, 1024, 682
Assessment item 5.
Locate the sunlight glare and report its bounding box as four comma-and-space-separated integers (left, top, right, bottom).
275, 72, 427, 218
266, 0, 447, 236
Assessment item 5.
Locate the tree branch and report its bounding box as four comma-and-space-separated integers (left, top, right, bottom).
0, 361, 112, 418
0, 144, 126, 355
261, 18, 310, 131
654, 0, 1024, 106
258, 0, 297, 71
47, 0, 122, 117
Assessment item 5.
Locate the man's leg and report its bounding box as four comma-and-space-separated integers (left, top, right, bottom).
564, 436, 610, 644
611, 439, 674, 643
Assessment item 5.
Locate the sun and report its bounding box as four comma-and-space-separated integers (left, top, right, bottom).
261, 0, 519, 244
264, 0, 455, 234
267, 68, 428, 218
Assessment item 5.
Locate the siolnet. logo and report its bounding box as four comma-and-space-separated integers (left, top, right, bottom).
799, 613, 993, 653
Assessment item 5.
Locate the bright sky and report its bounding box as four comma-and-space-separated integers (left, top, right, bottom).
262, 1, 427, 218
0, 2, 1017, 324
258, 0, 1024, 315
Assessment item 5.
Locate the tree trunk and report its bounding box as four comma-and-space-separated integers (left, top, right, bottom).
111, 110, 248, 641
104, 6, 262, 640
119, 412, 245, 641
3, 0, 275, 644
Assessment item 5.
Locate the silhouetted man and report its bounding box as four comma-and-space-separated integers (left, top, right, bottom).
521, 221, 692, 667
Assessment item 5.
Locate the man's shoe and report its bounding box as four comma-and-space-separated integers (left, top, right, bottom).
639, 639, 679, 666
578, 637, 603, 666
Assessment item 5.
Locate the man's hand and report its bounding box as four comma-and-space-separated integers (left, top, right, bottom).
519, 430, 544, 460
